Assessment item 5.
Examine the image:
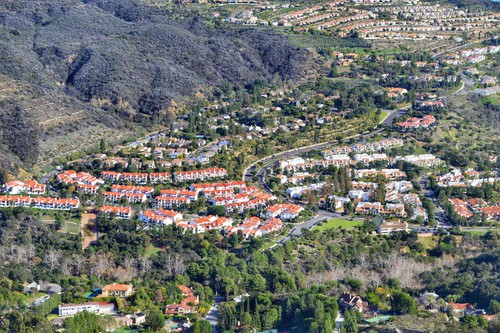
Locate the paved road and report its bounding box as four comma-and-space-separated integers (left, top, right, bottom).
243, 141, 336, 182
205, 296, 224, 333
244, 127, 387, 183
242, 113, 396, 183
419, 174, 451, 229
380, 106, 410, 126
270, 211, 359, 247
432, 40, 484, 60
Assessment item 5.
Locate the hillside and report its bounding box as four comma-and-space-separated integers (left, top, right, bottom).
0, 0, 310, 172
447, 0, 500, 11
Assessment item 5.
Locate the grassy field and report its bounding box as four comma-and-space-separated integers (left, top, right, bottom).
417, 235, 438, 249
112, 328, 137, 333
462, 229, 499, 236
144, 244, 162, 257
286, 34, 371, 50
315, 218, 363, 232
481, 94, 500, 105
377, 110, 389, 123
63, 221, 80, 235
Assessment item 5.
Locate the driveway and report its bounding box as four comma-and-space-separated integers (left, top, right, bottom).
205, 296, 224, 333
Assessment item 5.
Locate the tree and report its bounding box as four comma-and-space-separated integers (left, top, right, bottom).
190, 320, 212, 333
99, 139, 108, 152
341, 309, 358, 333
144, 308, 165, 332
207, 205, 226, 216
64, 311, 101, 333
391, 291, 417, 315
0, 168, 9, 184
54, 213, 64, 230
261, 308, 279, 329
489, 300, 500, 314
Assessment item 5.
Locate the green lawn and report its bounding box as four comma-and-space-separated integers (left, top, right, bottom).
462, 229, 499, 236
314, 218, 363, 232
112, 328, 137, 333
482, 94, 500, 105
63, 221, 80, 235
377, 110, 389, 123
144, 244, 162, 257
417, 235, 438, 249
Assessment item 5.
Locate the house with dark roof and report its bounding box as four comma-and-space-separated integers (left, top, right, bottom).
339, 292, 366, 313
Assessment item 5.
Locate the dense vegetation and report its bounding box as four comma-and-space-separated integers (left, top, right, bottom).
0, 0, 309, 170
0, 205, 498, 332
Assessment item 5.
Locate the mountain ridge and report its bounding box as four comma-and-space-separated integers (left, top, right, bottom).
0, 0, 310, 172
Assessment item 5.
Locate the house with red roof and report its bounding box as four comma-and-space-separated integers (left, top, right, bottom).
263, 204, 304, 220
155, 196, 191, 209
98, 206, 132, 219
57, 170, 104, 186
396, 115, 435, 131
164, 285, 199, 315
32, 197, 80, 210
103, 191, 147, 203
449, 198, 473, 219
111, 185, 154, 195
101, 283, 134, 298
481, 206, 500, 221
77, 183, 100, 194
149, 172, 171, 184
178, 285, 193, 297
164, 303, 195, 316
159, 189, 198, 201
101, 171, 121, 182
139, 209, 182, 225
174, 168, 227, 182
0, 195, 32, 207
3, 180, 46, 195
121, 172, 148, 184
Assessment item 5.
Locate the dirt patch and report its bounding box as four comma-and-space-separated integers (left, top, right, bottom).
81, 213, 97, 249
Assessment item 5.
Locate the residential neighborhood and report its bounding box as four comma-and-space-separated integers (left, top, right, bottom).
0, 0, 499, 332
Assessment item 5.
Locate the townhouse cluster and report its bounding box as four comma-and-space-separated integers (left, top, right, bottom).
449, 198, 500, 222
2, 180, 46, 195
0, 195, 80, 210
98, 205, 133, 219
435, 168, 498, 188
279, 152, 444, 175
155, 189, 197, 208
396, 115, 435, 131
139, 210, 228, 234
322, 138, 404, 158
355, 201, 405, 217
174, 168, 227, 182
443, 44, 500, 65
362, 3, 499, 40
99, 168, 227, 185
225, 216, 285, 239
286, 183, 326, 199
351, 176, 426, 220
101, 171, 167, 184
252, 0, 500, 41
355, 169, 407, 180
395, 154, 444, 168
263, 203, 304, 220
92, 179, 294, 238
278, 139, 405, 172
1, 178, 80, 210
189, 181, 277, 213
57, 170, 104, 186
137, 209, 287, 238
165, 285, 199, 316
86, 131, 227, 171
